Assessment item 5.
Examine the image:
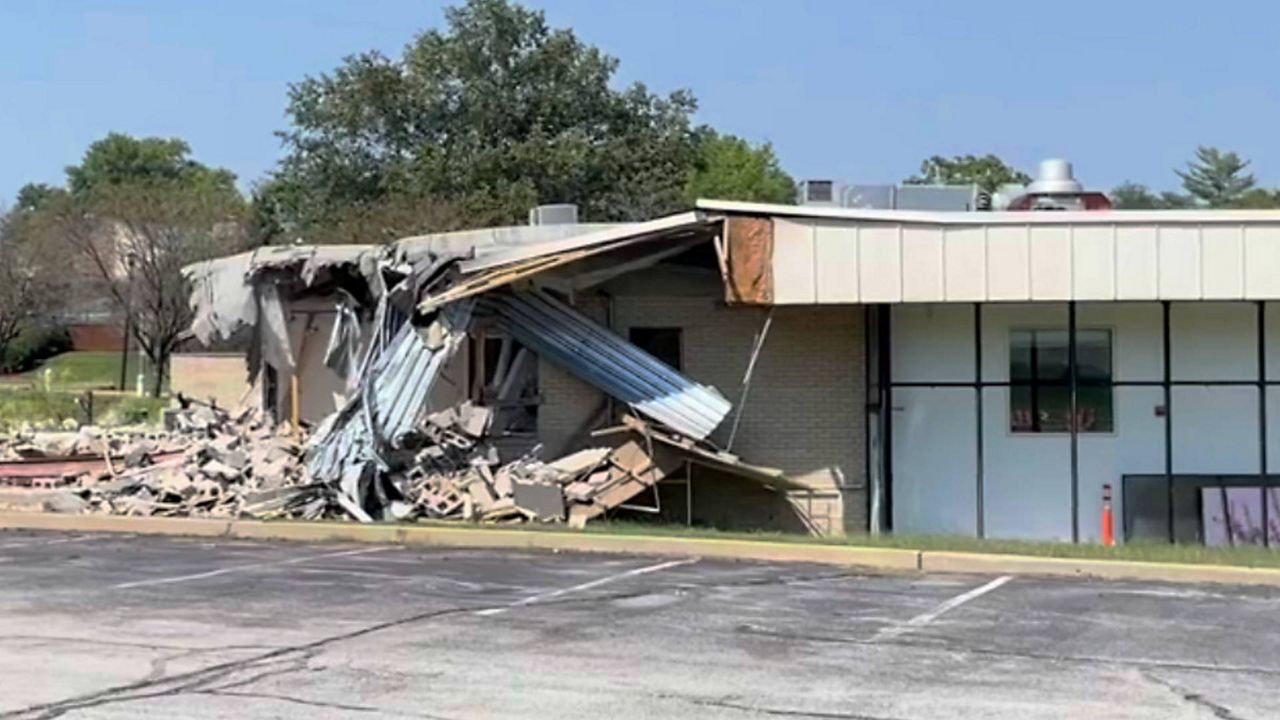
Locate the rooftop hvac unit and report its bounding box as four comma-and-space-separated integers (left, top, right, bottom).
528, 203, 579, 226
797, 180, 846, 206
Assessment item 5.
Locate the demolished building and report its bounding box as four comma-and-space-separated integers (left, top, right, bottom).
181, 212, 843, 534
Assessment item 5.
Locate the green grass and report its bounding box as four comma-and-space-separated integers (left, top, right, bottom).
21, 352, 138, 390
0, 388, 168, 431
557, 521, 1280, 569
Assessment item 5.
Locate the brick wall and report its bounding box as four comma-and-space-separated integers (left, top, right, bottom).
536, 266, 867, 534
170, 353, 251, 409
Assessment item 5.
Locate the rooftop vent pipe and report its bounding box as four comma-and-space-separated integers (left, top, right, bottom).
1025, 159, 1084, 195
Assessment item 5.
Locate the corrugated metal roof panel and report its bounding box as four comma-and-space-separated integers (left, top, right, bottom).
480, 291, 731, 440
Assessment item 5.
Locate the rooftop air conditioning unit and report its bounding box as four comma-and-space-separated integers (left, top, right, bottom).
528, 203, 579, 226
797, 180, 846, 206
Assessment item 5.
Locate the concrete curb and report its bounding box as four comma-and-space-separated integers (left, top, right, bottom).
921, 550, 1280, 587
4, 512, 1280, 586
0, 512, 921, 571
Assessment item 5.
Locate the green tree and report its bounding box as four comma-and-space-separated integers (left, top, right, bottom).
1109, 182, 1193, 209
1227, 188, 1280, 209
267, 0, 701, 241
66, 133, 240, 205
14, 183, 65, 213
0, 208, 65, 363
684, 130, 795, 205
905, 154, 1032, 194
40, 133, 249, 395
1175, 146, 1255, 207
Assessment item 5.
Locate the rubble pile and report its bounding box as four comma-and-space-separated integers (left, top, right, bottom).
1, 404, 328, 519
336, 402, 684, 527
78, 406, 328, 519
3, 399, 689, 527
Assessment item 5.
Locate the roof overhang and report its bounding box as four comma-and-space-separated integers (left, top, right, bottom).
696, 199, 1280, 304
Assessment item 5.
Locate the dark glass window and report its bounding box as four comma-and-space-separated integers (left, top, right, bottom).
629, 327, 682, 371
1010, 329, 1112, 433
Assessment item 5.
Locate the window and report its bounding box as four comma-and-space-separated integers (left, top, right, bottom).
1010, 329, 1113, 433
629, 327, 682, 371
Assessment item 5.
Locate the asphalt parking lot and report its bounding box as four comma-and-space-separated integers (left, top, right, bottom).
0, 530, 1276, 719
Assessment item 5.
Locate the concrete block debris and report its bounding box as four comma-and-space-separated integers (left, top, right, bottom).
0, 399, 691, 528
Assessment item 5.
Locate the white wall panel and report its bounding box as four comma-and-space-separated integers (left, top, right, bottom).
901, 226, 945, 301
1245, 226, 1280, 297
1030, 226, 1072, 300
943, 227, 986, 301
891, 304, 974, 382
1157, 226, 1201, 299
892, 388, 978, 536
771, 218, 816, 304
986, 226, 1030, 301
1172, 387, 1259, 474
1072, 226, 1115, 300
1201, 225, 1244, 299
813, 220, 859, 303
1171, 302, 1256, 381
1115, 226, 1159, 299
1078, 386, 1164, 542
857, 225, 901, 302
982, 386, 1073, 540
1079, 302, 1163, 382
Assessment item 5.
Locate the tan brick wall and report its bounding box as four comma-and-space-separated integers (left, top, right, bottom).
170, 354, 251, 410
535, 267, 867, 534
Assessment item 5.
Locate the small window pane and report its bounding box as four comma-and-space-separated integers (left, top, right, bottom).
1077, 330, 1112, 383
1010, 331, 1034, 382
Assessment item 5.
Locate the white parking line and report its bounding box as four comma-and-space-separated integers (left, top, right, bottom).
0, 535, 93, 549
873, 575, 1013, 642
475, 557, 700, 616
112, 547, 390, 590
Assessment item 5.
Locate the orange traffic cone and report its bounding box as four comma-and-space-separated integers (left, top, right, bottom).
1101, 483, 1115, 547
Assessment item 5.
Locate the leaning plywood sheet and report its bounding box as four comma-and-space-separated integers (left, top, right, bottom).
479, 291, 731, 440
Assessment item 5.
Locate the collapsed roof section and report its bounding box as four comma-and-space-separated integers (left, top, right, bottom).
181, 212, 770, 523
183, 244, 383, 347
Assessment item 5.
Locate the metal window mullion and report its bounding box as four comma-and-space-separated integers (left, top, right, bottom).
975, 302, 984, 539
879, 305, 893, 534
1260, 301, 1269, 548
1069, 302, 1080, 544
1163, 301, 1175, 544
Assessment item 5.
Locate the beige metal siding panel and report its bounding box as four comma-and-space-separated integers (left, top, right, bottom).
986, 225, 1030, 301
813, 220, 861, 303
1245, 225, 1280, 298
771, 218, 817, 304
1201, 225, 1245, 299
943, 227, 987, 301
1159, 226, 1201, 299
901, 225, 945, 302
1115, 226, 1159, 299
856, 224, 901, 302
1071, 225, 1116, 300
1029, 226, 1072, 300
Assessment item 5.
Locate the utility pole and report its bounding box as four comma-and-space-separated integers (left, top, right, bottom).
117, 254, 135, 391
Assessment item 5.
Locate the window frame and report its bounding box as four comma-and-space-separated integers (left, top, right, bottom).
1007, 326, 1116, 437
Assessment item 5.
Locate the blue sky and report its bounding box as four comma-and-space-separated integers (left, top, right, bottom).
3, 0, 1279, 204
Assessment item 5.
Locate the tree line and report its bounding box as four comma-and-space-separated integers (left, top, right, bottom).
3, 0, 1277, 395
901, 147, 1278, 209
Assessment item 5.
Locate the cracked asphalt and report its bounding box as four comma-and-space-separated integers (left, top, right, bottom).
0, 530, 1277, 719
